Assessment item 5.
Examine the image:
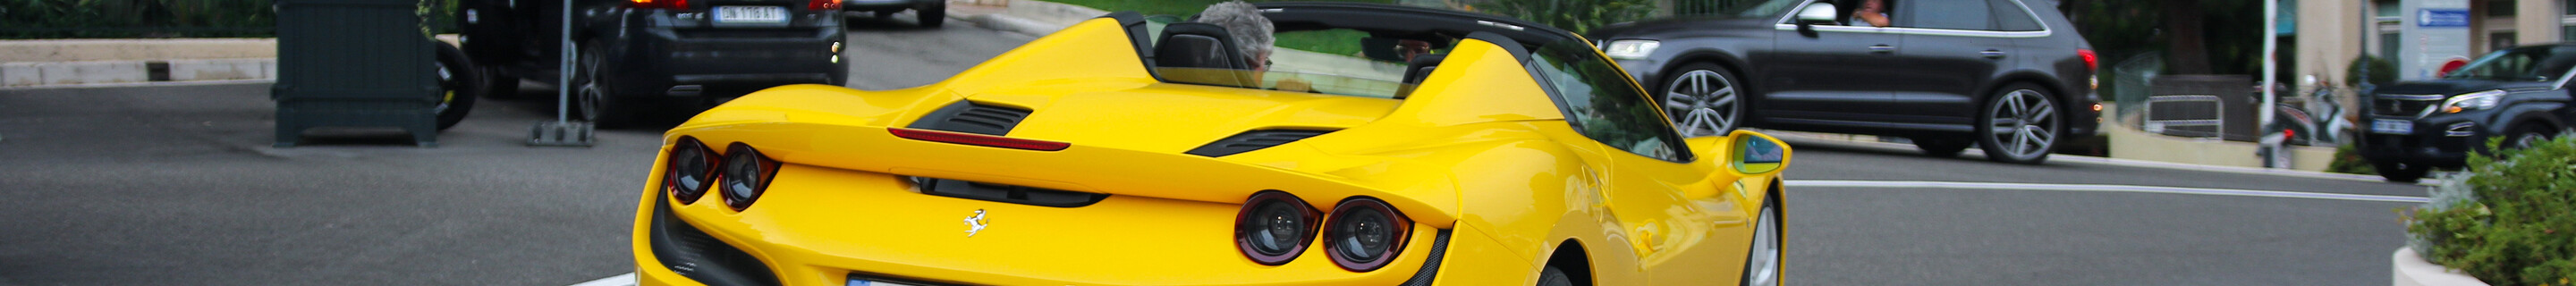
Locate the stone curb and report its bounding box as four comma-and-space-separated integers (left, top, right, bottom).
2, 59, 276, 88
2393, 248, 2490, 286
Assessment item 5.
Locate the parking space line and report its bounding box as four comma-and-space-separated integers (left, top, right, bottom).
569, 273, 635, 286
1787, 180, 2429, 203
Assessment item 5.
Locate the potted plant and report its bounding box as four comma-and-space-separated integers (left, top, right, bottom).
2400, 136, 2575, 286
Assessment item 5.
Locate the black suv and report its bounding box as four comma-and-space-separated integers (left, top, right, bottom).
1585, 0, 2098, 164
2360, 44, 2576, 182
458, 0, 848, 126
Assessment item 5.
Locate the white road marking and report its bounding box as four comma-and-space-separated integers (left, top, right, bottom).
1787, 180, 2429, 203
568, 273, 635, 286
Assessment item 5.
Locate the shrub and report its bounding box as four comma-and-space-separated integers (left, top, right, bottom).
2348, 55, 2398, 88
2403, 136, 2576, 286
2326, 142, 2375, 175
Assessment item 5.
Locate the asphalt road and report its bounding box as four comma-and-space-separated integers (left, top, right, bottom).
0, 14, 2428, 286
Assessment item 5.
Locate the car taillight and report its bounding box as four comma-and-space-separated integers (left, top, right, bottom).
718, 143, 781, 211
2078, 49, 2097, 72
809, 0, 840, 10
888, 128, 1072, 151
1236, 191, 1320, 265
665, 137, 722, 204
631, 0, 687, 10
1324, 197, 1411, 272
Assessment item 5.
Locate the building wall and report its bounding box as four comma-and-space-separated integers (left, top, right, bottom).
2296, 0, 2362, 88
2517, 0, 2560, 45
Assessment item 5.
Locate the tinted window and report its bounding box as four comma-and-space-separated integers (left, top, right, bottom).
2444, 46, 2576, 81
1988, 0, 2043, 31
1527, 40, 1690, 162
1906, 0, 1995, 30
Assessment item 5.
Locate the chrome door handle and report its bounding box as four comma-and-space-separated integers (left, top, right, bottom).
1868, 45, 1896, 54
1979, 50, 2007, 59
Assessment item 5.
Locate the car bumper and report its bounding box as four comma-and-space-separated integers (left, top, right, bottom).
608, 11, 849, 100
2355, 115, 2496, 168
630, 163, 1463, 286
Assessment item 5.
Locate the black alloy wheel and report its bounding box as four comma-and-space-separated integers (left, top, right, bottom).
1659, 63, 1742, 138
432, 42, 480, 130
1977, 84, 2060, 164
575, 40, 640, 128
2373, 161, 2430, 183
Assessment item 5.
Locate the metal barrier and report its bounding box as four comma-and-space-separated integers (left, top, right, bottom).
2143, 95, 2224, 139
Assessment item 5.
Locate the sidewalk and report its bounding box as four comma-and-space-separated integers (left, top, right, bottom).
0, 36, 462, 88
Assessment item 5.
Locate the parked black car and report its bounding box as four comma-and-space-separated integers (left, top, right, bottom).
1585, 0, 2098, 164
2359, 44, 2576, 182
848, 0, 946, 27
457, 0, 848, 127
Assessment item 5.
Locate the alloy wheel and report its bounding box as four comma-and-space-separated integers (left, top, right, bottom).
578, 44, 604, 122
1664, 70, 1741, 137
435, 63, 454, 114
1984, 88, 2057, 161
1742, 202, 1781, 286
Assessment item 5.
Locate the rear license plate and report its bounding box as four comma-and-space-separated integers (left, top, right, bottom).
715, 6, 788, 24
2371, 119, 2413, 135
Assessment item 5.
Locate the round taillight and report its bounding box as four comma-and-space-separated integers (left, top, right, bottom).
1324, 197, 1411, 272
1235, 190, 1318, 265
719, 143, 778, 211
665, 138, 720, 204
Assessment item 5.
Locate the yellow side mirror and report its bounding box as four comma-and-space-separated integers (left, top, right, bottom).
1726, 130, 1790, 175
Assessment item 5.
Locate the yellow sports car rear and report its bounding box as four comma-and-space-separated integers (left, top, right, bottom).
630, 3, 1792, 285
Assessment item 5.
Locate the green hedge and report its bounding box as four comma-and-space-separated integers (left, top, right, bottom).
2405, 136, 2576, 286
1479, 0, 1655, 34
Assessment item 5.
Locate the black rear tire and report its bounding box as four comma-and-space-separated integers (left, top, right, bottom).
918, 4, 945, 28
432, 42, 480, 131
1537, 265, 1574, 286
2506, 123, 2559, 149
2373, 161, 2429, 183
1976, 84, 2062, 164
575, 40, 642, 128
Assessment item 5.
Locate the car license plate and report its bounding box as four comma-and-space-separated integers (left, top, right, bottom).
2371, 119, 2414, 135
715, 6, 787, 24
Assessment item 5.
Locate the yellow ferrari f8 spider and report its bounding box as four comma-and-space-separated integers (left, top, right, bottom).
630, 3, 1792, 285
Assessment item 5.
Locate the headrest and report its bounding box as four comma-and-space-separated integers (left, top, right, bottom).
1155, 22, 1249, 71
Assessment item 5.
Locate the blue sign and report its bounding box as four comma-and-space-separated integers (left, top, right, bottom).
2419, 9, 2470, 28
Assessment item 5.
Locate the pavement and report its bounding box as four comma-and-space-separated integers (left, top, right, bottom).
0, 3, 2437, 285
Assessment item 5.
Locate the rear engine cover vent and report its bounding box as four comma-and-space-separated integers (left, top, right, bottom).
911, 177, 1108, 207
908, 101, 1033, 136
1186, 130, 1335, 157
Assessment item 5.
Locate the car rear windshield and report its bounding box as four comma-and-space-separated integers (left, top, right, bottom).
2444, 46, 2576, 81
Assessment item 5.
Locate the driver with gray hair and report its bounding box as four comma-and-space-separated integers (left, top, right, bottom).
1193, 1, 1275, 72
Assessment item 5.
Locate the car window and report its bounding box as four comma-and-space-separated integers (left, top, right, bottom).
1903, 0, 1995, 30
1988, 0, 2043, 31
1527, 40, 1691, 162
2444, 46, 2572, 81
1726, 0, 1809, 19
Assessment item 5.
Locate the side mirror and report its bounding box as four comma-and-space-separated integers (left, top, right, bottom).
1792, 3, 1837, 36
1727, 130, 1791, 174
1795, 3, 1839, 24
